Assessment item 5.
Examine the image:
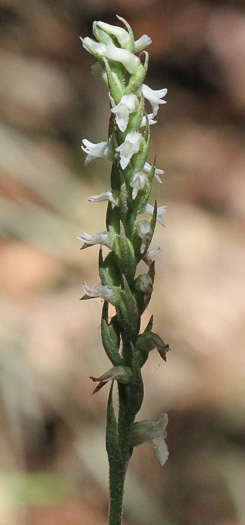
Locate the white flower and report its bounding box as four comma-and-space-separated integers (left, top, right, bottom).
82, 282, 116, 302
142, 84, 167, 117
82, 36, 140, 74
77, 231, 109, 247
134, 34, 152, 53
131, 413, 169, 466
138, 220, 152, 254
116, 132, 142, 170
88, 190, 119, 205
81, 139, 111, 166
111, 94, 138, 132
130, 172, 147, 200
144, 203, 167, 226
140, 113, 157, 127
143, 161, 164, 184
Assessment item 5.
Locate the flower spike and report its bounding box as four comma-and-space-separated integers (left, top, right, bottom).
80, 15, 170, 523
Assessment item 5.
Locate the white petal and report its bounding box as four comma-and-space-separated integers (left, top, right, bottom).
134, 34, 152, 53
104, 38, 140, 74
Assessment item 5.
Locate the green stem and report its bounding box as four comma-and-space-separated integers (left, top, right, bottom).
108, 458, 127, 525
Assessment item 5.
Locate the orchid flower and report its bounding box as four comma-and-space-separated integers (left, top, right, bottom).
111, 94, 138, 132
131, 413, 169, 466
130, 172, 147, 199
143, 203, 167, 226
88, 190, 119, 205
143, 161, 164, 183
138, 220, 152, 254
142, 84, 168, 117
81, 139, 112, 166
116, 132, 142, 169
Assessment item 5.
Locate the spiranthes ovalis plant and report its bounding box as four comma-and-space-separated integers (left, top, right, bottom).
78, 16, 170, 525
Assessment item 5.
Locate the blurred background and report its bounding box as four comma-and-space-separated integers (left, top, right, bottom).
0, 0, 245, 524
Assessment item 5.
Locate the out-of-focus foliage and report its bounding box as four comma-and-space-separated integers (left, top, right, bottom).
0, 1, 245, 524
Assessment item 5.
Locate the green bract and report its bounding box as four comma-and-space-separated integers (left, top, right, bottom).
79, 16, 169, 525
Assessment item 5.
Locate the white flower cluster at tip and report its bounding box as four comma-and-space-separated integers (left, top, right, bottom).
81, 18, 168, 227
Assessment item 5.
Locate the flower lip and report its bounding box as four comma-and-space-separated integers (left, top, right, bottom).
111, 94, 138, 132
116, 132, 142, 169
